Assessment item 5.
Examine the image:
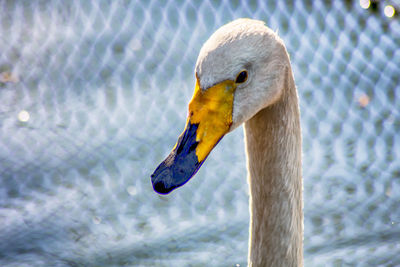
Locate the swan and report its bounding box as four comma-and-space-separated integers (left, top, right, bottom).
151, 18, 303, 266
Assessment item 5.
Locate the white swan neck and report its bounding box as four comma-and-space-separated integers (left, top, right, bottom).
244, 67, 303, 267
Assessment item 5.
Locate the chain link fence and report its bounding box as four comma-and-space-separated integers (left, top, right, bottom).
1, 0, 399, 266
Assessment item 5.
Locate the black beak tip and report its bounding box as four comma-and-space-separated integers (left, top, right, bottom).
152, 179, 174, 195
150, 121, 202, 195
150, 162, 176, 195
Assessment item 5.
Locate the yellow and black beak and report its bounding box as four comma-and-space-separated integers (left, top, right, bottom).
151, 78, 236, 194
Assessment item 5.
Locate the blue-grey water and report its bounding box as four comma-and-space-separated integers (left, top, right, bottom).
0, 0, 399, 266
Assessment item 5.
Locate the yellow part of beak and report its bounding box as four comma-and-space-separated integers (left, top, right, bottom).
188, 78, 236, 162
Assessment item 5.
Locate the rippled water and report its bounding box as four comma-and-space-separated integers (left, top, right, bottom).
0, 0, 399, 266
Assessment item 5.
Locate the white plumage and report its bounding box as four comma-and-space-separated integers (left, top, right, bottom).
195, 19, 303, 266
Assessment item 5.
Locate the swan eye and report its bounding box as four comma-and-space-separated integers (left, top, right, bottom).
235, 70, 248, 84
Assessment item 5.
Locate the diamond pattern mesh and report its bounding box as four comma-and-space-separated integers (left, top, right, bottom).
0, 0, 399, 266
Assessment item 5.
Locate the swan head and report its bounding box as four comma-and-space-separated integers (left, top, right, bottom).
151, 18, 290, 194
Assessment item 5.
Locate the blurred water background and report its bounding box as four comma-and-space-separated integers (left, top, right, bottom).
1, 0, 400, 266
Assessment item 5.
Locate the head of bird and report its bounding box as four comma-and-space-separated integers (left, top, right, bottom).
151, 19, 291, 194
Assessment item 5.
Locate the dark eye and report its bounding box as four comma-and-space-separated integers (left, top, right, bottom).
235, 70, 248, 84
